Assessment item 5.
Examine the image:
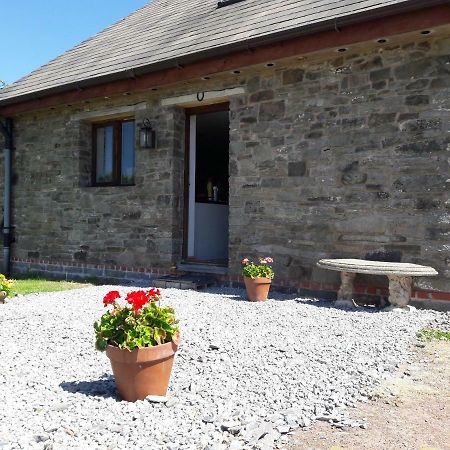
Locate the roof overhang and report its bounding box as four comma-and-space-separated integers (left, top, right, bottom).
1, 1, 449, 115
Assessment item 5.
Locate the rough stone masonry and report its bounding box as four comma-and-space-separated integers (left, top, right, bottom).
0, 32, 449, 296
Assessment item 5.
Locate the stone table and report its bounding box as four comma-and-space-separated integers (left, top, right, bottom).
317, 259, 438, 308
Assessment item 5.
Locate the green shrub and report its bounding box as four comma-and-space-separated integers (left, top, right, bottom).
0, 274, 14, 297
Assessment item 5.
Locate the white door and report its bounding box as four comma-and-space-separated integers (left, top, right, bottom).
186, 110, 229, 264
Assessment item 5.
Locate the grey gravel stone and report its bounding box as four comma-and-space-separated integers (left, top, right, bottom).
202, 414, 215, 424
228, 440, 244, 450
276, 425, 291, 434
220, 421, 241, 435
298, 417, 312, 428
147, 395, 168, 403
34, 434, 50, 443
0, 285, 447, 449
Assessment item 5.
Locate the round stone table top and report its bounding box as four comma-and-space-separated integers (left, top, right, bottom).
317, 258, 438, 277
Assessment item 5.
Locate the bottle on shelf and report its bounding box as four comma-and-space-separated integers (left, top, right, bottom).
207, 177, 213, 201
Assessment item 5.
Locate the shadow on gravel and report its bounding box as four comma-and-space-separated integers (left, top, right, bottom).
212, 289, 299, 303
294, 297, 382, 313
60, 376, 119, 400
203, 287, 382, 312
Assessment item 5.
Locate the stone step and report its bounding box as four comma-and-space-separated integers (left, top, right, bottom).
153, 274, 217, 290
176, 262, 228, 275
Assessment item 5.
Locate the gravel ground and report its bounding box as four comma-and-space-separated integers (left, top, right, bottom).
0, 285, 448, 450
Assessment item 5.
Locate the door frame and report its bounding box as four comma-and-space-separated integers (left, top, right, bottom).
182, 102, 230, 263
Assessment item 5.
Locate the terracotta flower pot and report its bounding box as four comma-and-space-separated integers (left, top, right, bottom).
106, 334, 180, 402
244, 277, 271, 301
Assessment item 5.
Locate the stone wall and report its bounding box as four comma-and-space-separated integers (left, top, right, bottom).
227, 35, 450, 292
6, 101, 185, 271
2, 32, 450, 293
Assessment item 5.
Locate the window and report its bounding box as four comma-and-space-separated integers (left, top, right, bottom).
93, 119, 135, 186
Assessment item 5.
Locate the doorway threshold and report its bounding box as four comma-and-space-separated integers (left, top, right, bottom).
177, 262, 228, 276
154, 274, 216, 290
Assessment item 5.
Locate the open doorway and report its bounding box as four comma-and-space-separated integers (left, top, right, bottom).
184, 104, 229, 266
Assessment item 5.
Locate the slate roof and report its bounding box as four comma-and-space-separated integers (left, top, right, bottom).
0, 0, 440, 104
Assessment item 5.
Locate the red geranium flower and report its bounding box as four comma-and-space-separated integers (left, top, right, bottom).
126, 290, 149, 313
148, 288, 161, 300
103, 291, 120, 306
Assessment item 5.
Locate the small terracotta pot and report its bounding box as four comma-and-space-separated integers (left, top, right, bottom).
0, 291, 7, 304
106, 335, 180, 402
244, 277, 271, 301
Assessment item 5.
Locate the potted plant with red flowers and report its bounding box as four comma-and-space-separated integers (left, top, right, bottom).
94, 288, 180, 402
241, 257, 274, 301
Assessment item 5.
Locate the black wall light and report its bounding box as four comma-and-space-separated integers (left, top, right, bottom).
217, 0, 245, 8
139, 118, 156, 149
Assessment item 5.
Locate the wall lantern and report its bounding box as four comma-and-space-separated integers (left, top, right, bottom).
139, 118, 156, 149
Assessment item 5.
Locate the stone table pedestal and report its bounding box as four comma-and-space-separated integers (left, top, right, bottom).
387, 275, 412, 308
335, 272, 357, 307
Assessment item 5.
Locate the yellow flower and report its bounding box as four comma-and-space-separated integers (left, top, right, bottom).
0, 273, 14, 295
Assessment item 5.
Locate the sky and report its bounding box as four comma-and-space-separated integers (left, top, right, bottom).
0, 0, 150, 85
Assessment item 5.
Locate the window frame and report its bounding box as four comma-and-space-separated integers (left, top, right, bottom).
92, 118, 135, 187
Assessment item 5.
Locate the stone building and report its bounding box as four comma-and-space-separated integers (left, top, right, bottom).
0, 0, 449, 305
